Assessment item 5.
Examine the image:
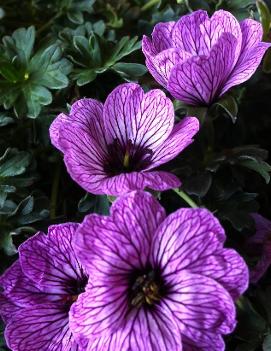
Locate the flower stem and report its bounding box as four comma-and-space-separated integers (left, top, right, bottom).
141, 0, 160, 11
173, 188, 198, 208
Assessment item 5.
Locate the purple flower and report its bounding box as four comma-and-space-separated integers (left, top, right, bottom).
70, 191, 248, 351
247, 213, 271, 284
0, 223, 88, 351
142, 10, 271, 106
50, 83, 199, 196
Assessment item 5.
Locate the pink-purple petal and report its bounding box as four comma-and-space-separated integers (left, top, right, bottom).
149, 116, 199, 169
168, 33, 238, 105
221, 42, 271, 96
145, 49, 192, 88
165, 272, 236, 335
151, 208, 225, 275
5, 303, 77, 351
85, 308, 182, 351
187, 248, 249, 300
172, 10, 209, 55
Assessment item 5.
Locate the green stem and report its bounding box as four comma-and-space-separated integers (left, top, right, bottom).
37, 12, 62, 36
141, 0, 160, 11
50, 162, 61, 219
173, 188, 198, 208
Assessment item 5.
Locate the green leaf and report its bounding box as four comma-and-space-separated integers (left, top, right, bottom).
107, 36, 141, 65
257, 0, 271, 40
67, 10, 84, 24
263, 334, 271, 351
30, 45, 72, 89
112, 62, 147, 78
0, 112, 14, 127
239, 158, 271, 183
72, 69, 97, 86
0, 148, 30, 178
23, 85, 52, 118
214, 94, 238, 123
3, 26, 35, 62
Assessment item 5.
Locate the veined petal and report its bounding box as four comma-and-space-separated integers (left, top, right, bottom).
5, 303, 76, 351
240, 19, 264, 52
145, 49, 192, 88
69, 99, 107, 152
187, 248, 249, 300
168, 33, 238, 105
151, 208, 225, 277
164, 272, 236, 335
221, 42, 271, 96
149, 117, 199, 169
61, 123, 108, 195
0, 294, 20, 323
142, 22, 175, 57
19, 224, 86, 295
94, 170, 180, 196
70, 284, 129, 340
103, 83, 143, 147
83, 307, 182, 351
172, 10, 209, 55
0, 260, 50, 307
50, 113, 68, 152
103, 83, 175, 151
73, 213, 140, 276
180, 326, 225, 351
110, 191, 166, 265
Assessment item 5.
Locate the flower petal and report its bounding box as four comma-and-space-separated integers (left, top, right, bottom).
19, 224, 86, 295
240, 19, 264, 52
103, 83, 175, 150
110, 191, 166, 264
187, 248, 249, 300
74, 191, 165, 275
83, 307, 182, 351
221, 42, 271, 96
0, 260, 49, 307
149, 117, 199, 169
5, 303, 76, 351
93, 171, 180, 196
145, 49, 192, 88
221, 16, 270, 96
172, 10, 209, 55
49, 113, 68, 152
70, 284, 129, 340
165, 272, 236, 335
168, 33, 238, 105
181, 327, 225, 351
151, 208, 225, 276
59, 116, 108, 195
0, 294, 20, 323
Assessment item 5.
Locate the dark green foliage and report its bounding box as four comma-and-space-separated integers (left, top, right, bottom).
0, 1, 271, 350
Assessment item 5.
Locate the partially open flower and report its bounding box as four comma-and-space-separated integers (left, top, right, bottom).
143, 10, 271, 106
50, 83, 199, 196
0, 223, 88, 351
70, 191, 248, 351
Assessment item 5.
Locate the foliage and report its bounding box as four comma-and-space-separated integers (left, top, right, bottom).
0, 0, 271, 350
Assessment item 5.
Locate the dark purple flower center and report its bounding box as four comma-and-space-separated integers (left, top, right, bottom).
104, 139, 153, 176
128, 266, 165, 308
62, 274, 88, 308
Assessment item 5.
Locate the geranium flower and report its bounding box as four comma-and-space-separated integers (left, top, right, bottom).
142, 10, 271, 106
50, 83, 199, 196
70, 191, 248, 351
0, 223, 88, 351
247, 213, 271, 283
